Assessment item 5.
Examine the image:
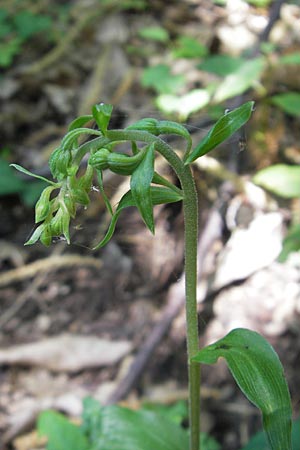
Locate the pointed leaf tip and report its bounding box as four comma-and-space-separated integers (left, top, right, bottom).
185, 101, 254, 164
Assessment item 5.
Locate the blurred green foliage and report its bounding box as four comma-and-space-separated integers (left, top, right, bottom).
0, 7, 53, 67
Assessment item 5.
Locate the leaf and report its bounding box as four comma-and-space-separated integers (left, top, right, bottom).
156, 89, 210, 120
81, 401, 189, 450
38, 410, 89, 450
141, 64, 185, 94
10, 163, 57, 186
138, 26, 169, 42
185, 101, 254, 164
192, 328, 292, 450
130, 143, 155, 233
241, 417, 300, 450
253, 164, 300, 198
93, 186, 183, 249
271, 92, 300, 117
172, 36, 207, 59
198, 55, 246, 76
213, 58, 265, 103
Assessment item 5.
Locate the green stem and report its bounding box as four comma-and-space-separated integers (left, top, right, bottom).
106, 130, 201, 450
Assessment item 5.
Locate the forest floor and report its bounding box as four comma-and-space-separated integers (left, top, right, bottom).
1, 1, 300, 449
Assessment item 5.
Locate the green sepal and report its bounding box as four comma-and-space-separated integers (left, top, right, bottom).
92, 103, 113, 134
61, 128, 102, 151
192, 328, 292, 450
35, 185, 57, 223
184, 101, 254, 164
68, 115, 93, 132
130, 143, 155, 233
40, 224, 52, 247
63, 195, 76, 218
24, 224, 45, 246
93, 186, 183, 250
71, 188, 90, 206
10, 164, 57, 186
78, 164, 94, 192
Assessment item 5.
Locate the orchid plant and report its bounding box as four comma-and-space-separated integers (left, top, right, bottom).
12, 102, 292, 450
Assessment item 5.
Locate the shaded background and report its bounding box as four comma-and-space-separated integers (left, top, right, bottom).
1, 0, 300, 448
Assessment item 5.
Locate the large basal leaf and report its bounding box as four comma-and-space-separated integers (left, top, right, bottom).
93, 186, 183, 249
271, 92, 300, 117
192, 328, 292, 450
84, 403, 190, 450
130, 143, 155, 233
253, 164, 300, 198
185, 101, 254, 164
241, 417, 300, 450
38, 410, 89, 450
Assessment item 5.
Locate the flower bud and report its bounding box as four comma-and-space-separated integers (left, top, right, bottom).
35, 186, 56, 223
89, 148, 110, 171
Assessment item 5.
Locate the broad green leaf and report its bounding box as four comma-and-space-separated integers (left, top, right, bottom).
10, 163, 57, 186
271, 92, 300, 117
142, 400, 188, 425
130, 143, 155, 233
93, 186, 183, 249
185, 101, 254, 163
141, 64, 185, 94
156, 89, 210, 120
213, 58, 265, 103
82, 402, 189, 450
68, 115, 93, 131
241, 417, 300, 450
253, 164, 300, 198
172, 36, 207, 59
138, 26, 169, 42
198, 55, 246, 77
38, 410, 89, 450
193, 328, 292, 450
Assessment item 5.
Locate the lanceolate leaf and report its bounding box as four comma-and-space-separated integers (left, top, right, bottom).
192, 328, 292, 450
130, 143, 155, 233
184, 101, 254, 164
10, 164, 57, 186
93, 187, 183, 249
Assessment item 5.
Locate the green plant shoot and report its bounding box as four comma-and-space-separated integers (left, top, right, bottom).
12, 101, 292, 450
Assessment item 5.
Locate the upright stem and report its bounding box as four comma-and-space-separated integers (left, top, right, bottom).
106, 130, 201, 450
